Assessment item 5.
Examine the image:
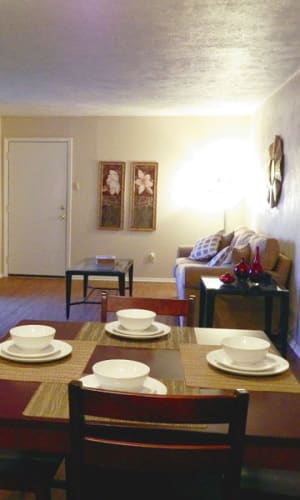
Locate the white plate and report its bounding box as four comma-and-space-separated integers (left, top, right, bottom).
206, 349, 289, 376
1, 339, 59, 359
105, 321, 170, 339
79, 374, 168, 394
114, 322, 162, 335
217, 350, 277, 372
0, 340, 72, 363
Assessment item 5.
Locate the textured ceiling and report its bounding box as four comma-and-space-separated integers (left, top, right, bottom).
1, 0, 300, 116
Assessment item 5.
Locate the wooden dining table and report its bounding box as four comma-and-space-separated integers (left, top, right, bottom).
0, 319, 299, 473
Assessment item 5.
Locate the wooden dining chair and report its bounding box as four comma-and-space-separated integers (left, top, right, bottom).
0, 449, 64, 500
67, 381, 249, 500
100, 291, 196, 326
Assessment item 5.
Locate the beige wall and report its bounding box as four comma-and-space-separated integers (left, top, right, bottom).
1, 115, 250, 280
251, 71, 300, 352
0, 117, 2, 269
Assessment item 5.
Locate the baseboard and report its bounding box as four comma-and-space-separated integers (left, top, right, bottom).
131, 277, 176, 283
1, 275, 176, 283
71, 276, 176, 283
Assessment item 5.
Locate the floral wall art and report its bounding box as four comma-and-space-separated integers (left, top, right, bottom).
129, 162, 158, 231
98, 161, 125, 230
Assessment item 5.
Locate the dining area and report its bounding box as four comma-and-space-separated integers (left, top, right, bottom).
0, 292, 299, 499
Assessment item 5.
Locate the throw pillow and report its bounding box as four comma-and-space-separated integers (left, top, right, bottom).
232, 244, 251, 264
207, 246, 233, 266
219, 231, 234, 251
189, 233, 222, 261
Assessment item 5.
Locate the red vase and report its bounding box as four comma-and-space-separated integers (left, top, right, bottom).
234, 257, 250, 281
249, 246, 264, 283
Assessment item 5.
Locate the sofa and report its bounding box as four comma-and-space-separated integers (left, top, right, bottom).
174, 227, 292, 333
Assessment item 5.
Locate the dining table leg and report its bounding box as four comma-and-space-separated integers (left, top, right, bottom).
65, 271, 72, 319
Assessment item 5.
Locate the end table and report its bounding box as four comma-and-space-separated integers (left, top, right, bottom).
199, 276, 289, 356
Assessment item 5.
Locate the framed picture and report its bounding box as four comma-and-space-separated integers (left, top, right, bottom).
129, 162, 158, 231
98, 162, 125, 230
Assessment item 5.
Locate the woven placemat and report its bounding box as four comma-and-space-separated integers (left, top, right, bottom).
0, 340, 96, 383
23, 382, 70, 418
180, 344, 300, 394
76, 322, 196, 349
23, 379, 200, 419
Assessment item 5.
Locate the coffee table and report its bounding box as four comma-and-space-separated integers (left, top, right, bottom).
65, 258, 133, 318
199, 276, 290, 356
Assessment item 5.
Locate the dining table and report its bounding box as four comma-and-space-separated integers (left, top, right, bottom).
0, 319, 299, 473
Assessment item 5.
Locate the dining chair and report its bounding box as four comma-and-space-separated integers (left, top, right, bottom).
67, 381, 249, 500
100, 291, 196, 326
0, 449, 64, 500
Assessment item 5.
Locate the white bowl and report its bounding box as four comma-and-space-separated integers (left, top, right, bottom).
92, 359, 150, 391
10, 324, 56, 351
116, 309, 156, 331
222, 335, 270, 365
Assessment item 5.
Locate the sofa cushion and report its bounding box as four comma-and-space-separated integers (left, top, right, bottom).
232, 244, 251, 264
248, 235, 279, 271
189, 233, 222, 261
219, 231, 234, 250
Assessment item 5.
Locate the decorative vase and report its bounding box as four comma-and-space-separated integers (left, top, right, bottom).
249, 246, 264, 283
234, 257, 250, 281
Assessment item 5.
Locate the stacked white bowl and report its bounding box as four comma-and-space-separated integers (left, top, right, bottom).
10, 325, 56, 351
92, 359, 150, 391
116, 309, 156, 331
221, 335, 271, 365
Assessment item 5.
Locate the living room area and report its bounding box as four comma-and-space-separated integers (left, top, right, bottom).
2, 99, 300, 358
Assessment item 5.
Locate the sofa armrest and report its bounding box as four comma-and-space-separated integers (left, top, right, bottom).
177, 245, 193, 258
271, 253, 292, 288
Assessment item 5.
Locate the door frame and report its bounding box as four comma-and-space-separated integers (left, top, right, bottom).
3, 137, 73, 276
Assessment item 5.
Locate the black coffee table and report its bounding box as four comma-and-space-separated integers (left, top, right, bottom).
199, 276, 290, 356
65, 258, 133, 319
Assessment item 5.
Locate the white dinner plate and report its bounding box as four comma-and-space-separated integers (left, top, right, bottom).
79, 374, 168, 394
0, 340, 72, 363
206, 349, 289, 376
113, 322, 162, 335
0, 339, 59, 359
105, 321, 170, 339
217, 350, 277, 372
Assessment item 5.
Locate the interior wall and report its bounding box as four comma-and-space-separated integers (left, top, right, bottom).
251, 71, 300, 352
1, 115, 250, 280
0, 117, 2, 274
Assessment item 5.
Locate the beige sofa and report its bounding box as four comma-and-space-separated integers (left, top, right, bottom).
174, 227, 292, 332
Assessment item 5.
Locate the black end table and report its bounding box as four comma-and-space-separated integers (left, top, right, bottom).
199, 276, 290, 356
65, 258, 133, 319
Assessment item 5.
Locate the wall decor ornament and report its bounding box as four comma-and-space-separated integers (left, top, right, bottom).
267, 135, 284, 208
98, 161, 125, 230
129, 162, 158, 231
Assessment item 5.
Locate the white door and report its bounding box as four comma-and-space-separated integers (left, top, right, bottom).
5, 139, 71, 276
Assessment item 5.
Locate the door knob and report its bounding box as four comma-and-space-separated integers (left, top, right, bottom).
59, 215, 66, 220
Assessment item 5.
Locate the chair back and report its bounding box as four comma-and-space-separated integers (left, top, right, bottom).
100, 291, 195, 326
67, 381, 249, 500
